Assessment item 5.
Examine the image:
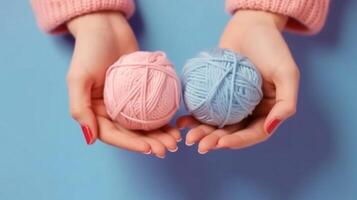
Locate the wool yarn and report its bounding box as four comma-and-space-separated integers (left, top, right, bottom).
182, 48, 263, 128
104, 51, 181, 131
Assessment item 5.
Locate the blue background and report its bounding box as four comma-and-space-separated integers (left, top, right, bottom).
1, 0, 357, 199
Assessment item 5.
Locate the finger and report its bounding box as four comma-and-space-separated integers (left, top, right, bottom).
142, 137, 167, 159
97, 116, 151, 153
67, 71, 98, 145
197, 130, 227, 154
176, 115, 200, 129
162, 125, 182, 142
217, 118, 268, 149
198, 122, 246, 154
147, 130, 178, 153
185, 124, 215, 146
265, 64, 300, 134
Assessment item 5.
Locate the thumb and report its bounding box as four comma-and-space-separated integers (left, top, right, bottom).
264, 66, 300, 134
67, 73, 98, 145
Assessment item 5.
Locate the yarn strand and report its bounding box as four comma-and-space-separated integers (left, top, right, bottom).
183, 48, 263, 127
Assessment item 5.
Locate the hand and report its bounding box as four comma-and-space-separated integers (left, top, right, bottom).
177, 10, 299, 154
67, 12, 181, 158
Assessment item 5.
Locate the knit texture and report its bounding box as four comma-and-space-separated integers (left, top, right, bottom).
225, 0, 330, 34
31, 0, 135, 33
104, 51, 181, 131
183, 48, 262, 128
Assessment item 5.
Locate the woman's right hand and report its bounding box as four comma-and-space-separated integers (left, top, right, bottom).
66, 12, 181, 158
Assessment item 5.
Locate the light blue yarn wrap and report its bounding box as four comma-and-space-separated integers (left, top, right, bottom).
182, 48, 263, 128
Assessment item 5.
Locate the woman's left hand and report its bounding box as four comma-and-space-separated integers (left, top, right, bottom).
177, 10, 300, 154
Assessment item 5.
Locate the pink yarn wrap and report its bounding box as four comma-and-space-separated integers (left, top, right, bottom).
104, 51, 181, 131
31, 0, 135, 33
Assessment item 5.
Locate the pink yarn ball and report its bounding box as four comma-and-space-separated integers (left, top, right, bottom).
104, 51, 181, 131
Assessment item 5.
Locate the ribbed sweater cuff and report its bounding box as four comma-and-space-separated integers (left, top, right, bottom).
31, 0, 135, 34
225, 0, 330, 34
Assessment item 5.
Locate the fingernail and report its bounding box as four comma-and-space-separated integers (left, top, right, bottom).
157, 154, 165, 159
80, 124, 93, 145
198, 149, 208, 155
267, 119, 281, 134
169, 147, 178, 153
177, 138, 182, 142
186, 141, 194, 146
143, 150, 152, 155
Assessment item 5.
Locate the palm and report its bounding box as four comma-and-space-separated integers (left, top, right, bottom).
92, 92, 180, 157
88, 45, 180, 158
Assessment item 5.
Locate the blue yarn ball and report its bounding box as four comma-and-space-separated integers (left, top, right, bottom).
182, 48, 263, 128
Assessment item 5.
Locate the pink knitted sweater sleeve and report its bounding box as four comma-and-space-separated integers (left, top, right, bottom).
31, 0, 135, 34
226, 0, 330, 34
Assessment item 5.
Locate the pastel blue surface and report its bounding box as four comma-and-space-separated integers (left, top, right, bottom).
1, 0, 356, 200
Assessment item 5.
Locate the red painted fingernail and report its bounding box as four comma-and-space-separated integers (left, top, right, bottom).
80, 125, 93, 145
267, 119, 281, 134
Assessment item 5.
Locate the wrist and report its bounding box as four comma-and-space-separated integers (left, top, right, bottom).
67, 11, 127, 37
232, 10, 288, 32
